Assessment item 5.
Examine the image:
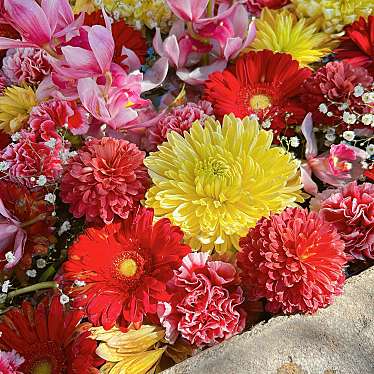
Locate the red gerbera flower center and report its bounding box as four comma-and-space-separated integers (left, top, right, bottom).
238, 84, 278, 114
249, 94, 272, 110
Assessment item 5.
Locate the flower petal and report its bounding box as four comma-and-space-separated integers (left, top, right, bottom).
88, 25, 114, 74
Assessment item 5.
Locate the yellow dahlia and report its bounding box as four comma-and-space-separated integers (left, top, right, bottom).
144, 114, 304, 254
91, 325, 165, 374
0, 85, 37, 134
249, 8, 332, 67
291, 0, 373, 34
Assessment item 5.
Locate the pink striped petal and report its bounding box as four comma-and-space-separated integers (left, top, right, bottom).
88, 25, 114, 74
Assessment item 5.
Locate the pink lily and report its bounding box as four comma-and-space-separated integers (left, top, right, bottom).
0, 199, 26, 270
0, 0, 84, 53
300, 113, 367, 195
166, 0, 209, 22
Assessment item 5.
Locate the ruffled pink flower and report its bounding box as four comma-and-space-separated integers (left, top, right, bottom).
0, 71, 8, 94
317, 182, 374, 261
146, 100, 213, 151
0, 350, 24, 374
0, 131, 63, 188
244, 0, 289, 16
2, 48, 51, 85
158, 252, 246, 347
60, 137, 149, 224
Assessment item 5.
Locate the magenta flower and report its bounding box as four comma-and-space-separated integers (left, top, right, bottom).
0, 350, 24, 374
166, 0, 209, 22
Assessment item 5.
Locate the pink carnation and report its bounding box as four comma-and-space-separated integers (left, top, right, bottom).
317, 182, 374, 261
0, 131, 63, 188
2, 48, 51, 86
146, 101, 213, 151
158, 252, 246, 347
60, 137, 149, 224
0, 350, 24, 374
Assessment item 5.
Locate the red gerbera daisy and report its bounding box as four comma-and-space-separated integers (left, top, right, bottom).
62, 207, 191, 330
204, 50, 312, 138
335, 16, 374, 76
237, 207, 347, 315
84, 11, 147, 67
0, 296, 103, 374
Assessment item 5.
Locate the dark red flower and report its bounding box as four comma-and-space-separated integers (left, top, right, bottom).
84, 11, 147, 67
0, 131, 10, 150
0, 22, 19, 59
245, 0, 290, 16
237, 207, 347, 315
335, 16, 374, 76
0, 296, 103, 374
204, 50, 312, 138
62, 207, 191, 330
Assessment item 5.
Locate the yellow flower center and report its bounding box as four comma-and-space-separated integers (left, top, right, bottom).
119, 258, 138, 277
196, 158, 230, 178
31, 360, 52, 374
249, 94, 271, 110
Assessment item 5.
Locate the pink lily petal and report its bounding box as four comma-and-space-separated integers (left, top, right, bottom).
61, 46, 100, 74
121, 47, 141, 72
163, 35, 180, 67
41, 0, 59, 34
223, 37, 242, 60
153, 28, 165, 57
166, 0, 209, 22
141, 57, 169, 92
300, 163, 319, 195
0, 37, 38, 49
110, 107, 139, 130
88, 25, 114, 74
54, 12, 84, 40
301, 113, 318, 159
240, 19, 256, 52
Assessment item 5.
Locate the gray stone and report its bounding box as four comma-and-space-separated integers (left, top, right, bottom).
164, 267, 374, 374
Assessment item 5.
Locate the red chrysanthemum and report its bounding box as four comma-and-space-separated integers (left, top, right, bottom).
317, 182, 374, 261
62, 207, 191, 330
84, 11, 147, 67
0, 296, 103, 374
237, 207, 347, 315
204, 50, 312, 138
245, 0, 290, 16
0, 180, 55, 270
335, 16, 374, 77
60, 137, 149, 224
158, 252, 246, 348
301, 60, 373, 130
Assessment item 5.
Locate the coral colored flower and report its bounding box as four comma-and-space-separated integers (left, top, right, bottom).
0, 85, 37, 134
301, 61, 373, 130
0, 350, 24, 374
0, 181, 55, 270
62, 208, 191, 329
60, 137, 149, 224
245, 0, 289, 16
146, 100, 213, 151
145, 115, 304, 253
2, 48, 51, 85
249, 8, 331, 66
335, 16, 374, 76
159, 252, 246, 347
237, 207, 347, 314
315, 182, 374, 261
0, 296, 103, 373
0, 131, 63, 188
205, 50, 312, 137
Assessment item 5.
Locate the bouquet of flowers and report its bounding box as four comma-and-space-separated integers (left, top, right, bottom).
0, 0, 372, 373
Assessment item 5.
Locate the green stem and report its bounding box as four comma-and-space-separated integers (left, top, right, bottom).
7, 281, 58, 299
207, 0, 214, 18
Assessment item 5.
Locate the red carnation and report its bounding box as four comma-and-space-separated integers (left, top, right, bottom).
237, 207, 347, 315
204, 50, 312, 138
317, 182, 374, 261
62, 207, 191, 330
335, 16, 374, 76
0, 296, 103, 374
60, 137, 149, 224
158, 252, 246, 347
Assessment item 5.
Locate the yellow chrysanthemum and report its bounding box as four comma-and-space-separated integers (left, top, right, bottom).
0, 85, 37, 134
249, 8, 332, 67
291, 0, 373, 34
144, 114, 304, 254
91, 325, 165, 374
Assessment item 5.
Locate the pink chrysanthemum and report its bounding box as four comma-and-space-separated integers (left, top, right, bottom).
60, 137, 149, 224
146, 101, 213, 151
2, 48, 51, 86
316, 182, 374, 261
0, 350, 24, 374
158, 252, 246, 348
237, 207, 347, 315
0, 131, 63, 188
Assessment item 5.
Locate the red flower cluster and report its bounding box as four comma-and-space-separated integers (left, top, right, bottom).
237, 208, 347, 314
205, 50, 311, 138
158, 252, 246, 347
62, 208, 191, 330
60, 137, 149, 224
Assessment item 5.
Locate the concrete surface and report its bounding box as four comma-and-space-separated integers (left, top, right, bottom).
164, 267, 374, 374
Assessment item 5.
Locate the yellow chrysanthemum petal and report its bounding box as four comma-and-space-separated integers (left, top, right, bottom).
291, 0, 373, 34
0, 85, 37, 134
144, 114, 304, 254
249, 8, 332, 66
